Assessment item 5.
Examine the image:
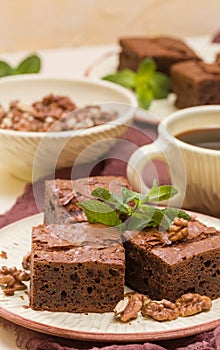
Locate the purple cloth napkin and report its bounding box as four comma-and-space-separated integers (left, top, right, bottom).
0, 119, 219, 349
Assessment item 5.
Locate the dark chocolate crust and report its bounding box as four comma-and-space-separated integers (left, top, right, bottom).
123, 221, 220, 302
44, 176, 131, 224
30, 223, 125, 313
171, 60, 220, 108
118, 36, 200, 75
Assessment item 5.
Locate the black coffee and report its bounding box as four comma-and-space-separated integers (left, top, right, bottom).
176, 128, 220, 150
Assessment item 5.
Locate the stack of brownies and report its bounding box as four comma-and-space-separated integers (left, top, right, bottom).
118, 35, 220, 108
29, 176, 220, 313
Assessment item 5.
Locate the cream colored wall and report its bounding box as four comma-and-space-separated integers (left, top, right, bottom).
0, 0, 219, 52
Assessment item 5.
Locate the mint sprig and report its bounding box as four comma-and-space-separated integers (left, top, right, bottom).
103, 58, 170, 110
0, 54, 41, 78
77, 181, 190, 230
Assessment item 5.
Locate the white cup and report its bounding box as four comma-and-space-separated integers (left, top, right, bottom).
127, 105, 220, 217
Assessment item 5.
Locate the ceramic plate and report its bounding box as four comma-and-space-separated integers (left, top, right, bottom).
0, 213, 220, 342
85, 36, 220, 123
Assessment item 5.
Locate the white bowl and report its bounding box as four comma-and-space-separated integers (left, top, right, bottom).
0, 75, 137, 182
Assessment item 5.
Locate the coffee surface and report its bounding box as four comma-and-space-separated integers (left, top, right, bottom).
176, 128, 220, 150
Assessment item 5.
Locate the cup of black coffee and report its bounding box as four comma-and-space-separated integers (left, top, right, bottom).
127, 105, 220, 217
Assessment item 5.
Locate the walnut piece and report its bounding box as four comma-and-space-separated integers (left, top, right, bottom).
114, 293, 147, 323
0, 266, 30, 296
113, 292, 212, 323
0, 96, 118, 132
176, 293, 212, 317
0, 250, 7, 259
22, 252, 31, 270
142, 299, 179, 321
168, 217, 189, 242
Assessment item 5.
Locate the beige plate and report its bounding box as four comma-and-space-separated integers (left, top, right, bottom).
0, 212, 220, 342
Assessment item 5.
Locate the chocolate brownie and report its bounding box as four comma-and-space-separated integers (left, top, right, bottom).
123, 219, 220, 302
171, 60, 220, 108
44, 176, 131, 224
118, 36, 200, 75
30, 223, 125, 313
215, 52, 220, 64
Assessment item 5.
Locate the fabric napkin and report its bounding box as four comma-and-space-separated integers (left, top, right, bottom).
0, 119, 219, 350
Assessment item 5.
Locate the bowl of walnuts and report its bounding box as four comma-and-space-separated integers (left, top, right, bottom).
0, 75, 137, 182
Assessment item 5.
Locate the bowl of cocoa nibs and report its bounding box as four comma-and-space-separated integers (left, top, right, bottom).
0, 75, 137, 181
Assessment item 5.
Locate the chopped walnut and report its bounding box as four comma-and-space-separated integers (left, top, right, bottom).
114, 293, 147, 323
142, 299, 179, 321
0, 95, 118, 132
0, 266, 30, 296
0, 251, 7, 259
176, 293, 212, 317
22, 252, 31, 270
168, 217, 189, 242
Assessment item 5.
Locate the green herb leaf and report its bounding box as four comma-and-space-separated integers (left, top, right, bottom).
126, 205, 163, 231
0, 61, 13, 77
91, 187, 111, 201
103, 69, 136, 88
15, 54, 41, 74
77, 199, 122, 226
91, 187, 131, 215
102, 57, 170, 110
162, 207, 191, 222
0, 54, 41, 78
150, 72, 170, 99
135, 82, 154, 109
121, 187, 145, 204
145, 181, 178, 203
77, 181, 190, 231
136, 58, 156, 78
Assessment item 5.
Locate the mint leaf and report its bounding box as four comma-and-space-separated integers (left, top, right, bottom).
0, 54, 41, 78
136, 58, 156, 78
136, 83, 154, 109
102, 57, 170, 110
162, 208, 191, 222
150, 73, 170, 99
77, 199, 122, 226
145, 183, 178, 203
177, 210, 191, 221
0, 61, 13, 77
16, 54, 41, 74
135, 58, 170, 108
92, 187, 130, 215
91, 187, 111, 201
121, 187, 145, 204
125, 205, 160, 231
140, 204, 170, 228
77, 180, 190, 231
103, 69, 136, 88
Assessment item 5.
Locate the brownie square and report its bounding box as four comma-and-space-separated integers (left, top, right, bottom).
44, 176, 131, 224
30, 223, 125, 313
215, 52, 220, 64
171, 60, 220, 108
123, 220, 220, 302
118, 36, 200, 75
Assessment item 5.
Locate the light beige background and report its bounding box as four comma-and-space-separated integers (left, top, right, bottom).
0, 0, 220, 52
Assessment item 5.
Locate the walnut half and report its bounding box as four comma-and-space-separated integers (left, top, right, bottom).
114, 293, 147, 323
168, 217, 189, 242
142, 299, 179, 321
176, 293, 212, 317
